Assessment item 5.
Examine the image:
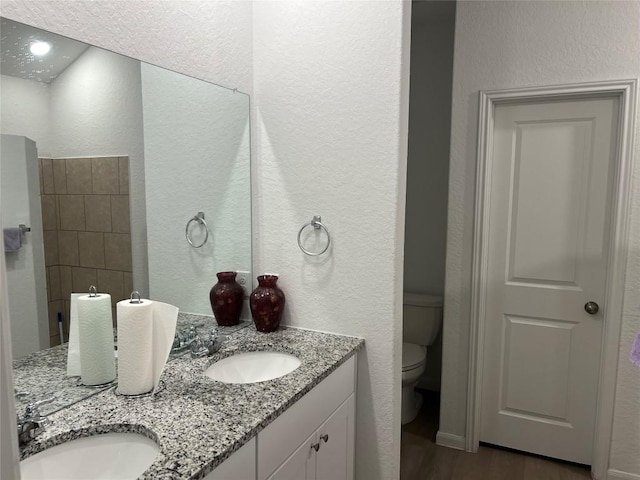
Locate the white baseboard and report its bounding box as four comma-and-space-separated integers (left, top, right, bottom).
435, 431, 466, 450
608, 469, 640, 480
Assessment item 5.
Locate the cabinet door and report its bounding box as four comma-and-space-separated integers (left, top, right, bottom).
268, 432, 317, 480
204, 437, 256, 480
315, 394, 355, 480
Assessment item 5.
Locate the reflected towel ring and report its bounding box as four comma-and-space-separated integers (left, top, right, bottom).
185, 212, 209, 248
297, 215, 331, 256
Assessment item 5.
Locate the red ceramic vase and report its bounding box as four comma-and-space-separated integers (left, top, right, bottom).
249, 275, 285, 333
209, 271, 244, 326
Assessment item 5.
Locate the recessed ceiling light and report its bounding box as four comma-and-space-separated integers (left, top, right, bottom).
30, 41, 51, 56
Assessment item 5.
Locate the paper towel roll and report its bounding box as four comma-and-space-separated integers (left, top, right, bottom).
117, 299, 178, 395
117, 300, 154, 395
78, 294, 116, 386
66, 293, 85, 376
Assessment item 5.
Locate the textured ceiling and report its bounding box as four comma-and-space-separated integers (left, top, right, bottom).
1, 17, 89, 83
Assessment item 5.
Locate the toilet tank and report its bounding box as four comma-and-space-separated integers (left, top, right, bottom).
403, 293, 443, 346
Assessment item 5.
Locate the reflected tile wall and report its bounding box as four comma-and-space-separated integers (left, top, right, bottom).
40, 156, 132, 346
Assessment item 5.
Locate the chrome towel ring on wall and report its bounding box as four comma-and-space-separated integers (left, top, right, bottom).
185, 212, 209, 248
297, 215, 331, 256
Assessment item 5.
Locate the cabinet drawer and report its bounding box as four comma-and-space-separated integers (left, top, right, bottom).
258, 355, 356, 480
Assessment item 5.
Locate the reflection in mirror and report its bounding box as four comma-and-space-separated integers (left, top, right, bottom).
1, 18, 251, 412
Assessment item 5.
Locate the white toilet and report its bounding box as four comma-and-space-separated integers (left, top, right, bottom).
402, 292, 443, 425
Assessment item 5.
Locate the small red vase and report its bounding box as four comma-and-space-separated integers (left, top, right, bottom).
210, 272, 244, 326
249, 275, 285, 333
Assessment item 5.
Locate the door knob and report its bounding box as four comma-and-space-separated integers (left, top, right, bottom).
584, 301, 599, 315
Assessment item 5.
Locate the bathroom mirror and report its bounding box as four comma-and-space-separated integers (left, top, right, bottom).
1, 17, 251, 384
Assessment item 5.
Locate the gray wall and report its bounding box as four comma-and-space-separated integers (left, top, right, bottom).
404, 0, 456, 391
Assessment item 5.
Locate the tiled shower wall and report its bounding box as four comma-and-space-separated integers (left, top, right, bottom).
39, 156, 132, 346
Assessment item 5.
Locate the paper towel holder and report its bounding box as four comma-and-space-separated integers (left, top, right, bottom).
114, 380, 165, 398
74, 377, 117, 389
129, 291, 143, 304
88, 285, 101, 298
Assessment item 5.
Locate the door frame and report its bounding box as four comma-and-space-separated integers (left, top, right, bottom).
466, 79, 637, 478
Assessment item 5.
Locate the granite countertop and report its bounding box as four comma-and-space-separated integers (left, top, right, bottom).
19, 322, 364, 479
13, 313, 250, 416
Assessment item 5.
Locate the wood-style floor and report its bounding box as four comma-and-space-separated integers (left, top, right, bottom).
401, 391, 592, 480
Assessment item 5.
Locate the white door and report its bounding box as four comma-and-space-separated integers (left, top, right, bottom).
480, 96, 619, 464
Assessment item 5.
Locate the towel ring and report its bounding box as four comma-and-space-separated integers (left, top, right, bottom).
185, 212, 209, 248
297, 215, 331, 256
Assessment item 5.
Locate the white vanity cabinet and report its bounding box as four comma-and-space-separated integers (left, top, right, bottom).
258, 355, 356, 480
268, 394, 355, 480
205, 354, 356, 480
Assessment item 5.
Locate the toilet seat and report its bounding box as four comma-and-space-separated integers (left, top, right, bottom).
402, 343, 426, 372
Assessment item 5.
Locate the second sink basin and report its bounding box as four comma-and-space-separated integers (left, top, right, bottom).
20, 432, 159, 480
205, 351, 301, 384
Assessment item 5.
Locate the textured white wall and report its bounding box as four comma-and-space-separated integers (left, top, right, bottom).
252, 2, 409, 478
0, 2, 409, 478
48, 45, 149, 295
441, 1, 640, 474
0, 75, 51, 156
142, 63, 251, 315
0, 0, 253, 94
1, 135, 48, 358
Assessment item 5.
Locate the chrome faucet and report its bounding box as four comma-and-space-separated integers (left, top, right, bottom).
172, 326, 198, 352
190, 329, 225, 357
17, 397, 53, 446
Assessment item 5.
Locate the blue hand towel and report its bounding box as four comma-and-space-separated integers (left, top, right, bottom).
3, 227, 22, 252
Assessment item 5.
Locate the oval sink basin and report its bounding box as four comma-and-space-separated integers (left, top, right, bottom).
205, 351, 301, 384
20, 432, 159, 480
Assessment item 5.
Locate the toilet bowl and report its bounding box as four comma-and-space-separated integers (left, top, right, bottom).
402, 342, 426, 424
402, 293, 442, 425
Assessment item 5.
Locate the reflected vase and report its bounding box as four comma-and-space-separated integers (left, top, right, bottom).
249, 275, 285, 333
210, 271, 244, 326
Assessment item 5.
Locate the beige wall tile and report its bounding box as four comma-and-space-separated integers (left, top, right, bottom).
43, 230, 59, 266
58, 231, 79, 266
63, 300, 70, 338
60, 266, 73, 299
119, 157, 129, 194
104, 233, 132, 271
78, 232, 105, 268
59, 195, 86, 231
48, 265, 62, 301
97, 269, 124, 307
72, 267, 97, 293
45, 266, 50, 299
41, 158, 55, 194
38, 158, 44, 195
123, 271, 133, 298
52, 159, 67, 194
56, 196, 61, 230
66, 158, 93, 194
41, 195, 58, 231
111, 196, 130, 233
92, 157, 119, 194
48, 300, 64, 338
85, 195, 112, 232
